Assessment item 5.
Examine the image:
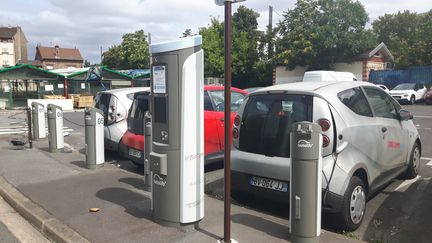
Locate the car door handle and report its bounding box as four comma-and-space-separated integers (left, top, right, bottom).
381, 127, 387, 133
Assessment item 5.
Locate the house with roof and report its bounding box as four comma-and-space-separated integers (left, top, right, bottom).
274, 42, 394, 84
34, 45, 83, 70
0, 26, 28, 67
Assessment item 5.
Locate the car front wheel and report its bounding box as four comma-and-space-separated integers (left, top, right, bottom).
410, 95, 415, 104
403, 143, 420, 179
337, 176, 366, 231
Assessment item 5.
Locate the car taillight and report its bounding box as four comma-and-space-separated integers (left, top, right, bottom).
322, 134, 330, 147
234, 115, 241, 127
318, 118, 331, 132
232, 128, 239, 139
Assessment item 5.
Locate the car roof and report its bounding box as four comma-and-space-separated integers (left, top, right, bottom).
99, 87, 150, 96
254, 81, 377, 97
204, 85, 248, 94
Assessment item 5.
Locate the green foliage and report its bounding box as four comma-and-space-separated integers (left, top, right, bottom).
102, 30, 150, 69
84, 60, 91, 67
199, 18, 225, 78
275, 0, 376, 69
373, 10, 432, 68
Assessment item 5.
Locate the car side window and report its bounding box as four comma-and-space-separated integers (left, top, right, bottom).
337, 88, 373, 117
363, 87, 398, 119
204, 92, 214, 111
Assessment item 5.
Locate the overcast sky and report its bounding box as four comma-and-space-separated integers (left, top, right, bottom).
1, 0, 430, 64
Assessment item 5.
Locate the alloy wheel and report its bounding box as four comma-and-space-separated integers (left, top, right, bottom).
350, 185, 366, 225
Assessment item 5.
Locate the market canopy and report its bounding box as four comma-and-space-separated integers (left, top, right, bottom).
0, 64, 64, 80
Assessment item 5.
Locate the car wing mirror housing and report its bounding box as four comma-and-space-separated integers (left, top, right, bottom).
399, 109, 413, 121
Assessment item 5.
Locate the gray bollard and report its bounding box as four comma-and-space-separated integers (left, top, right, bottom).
143, 111, 152, 191
31, 102, 46, 140
84, 107, 105, 169
47, 104, 64, 152
290, 122, 322, 243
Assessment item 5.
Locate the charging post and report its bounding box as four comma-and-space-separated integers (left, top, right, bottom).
290, 122, 322, 243
31, 102, 46, 140
84, 107, 105, 169
47, 104, 64, 152
143, 111, 152, 191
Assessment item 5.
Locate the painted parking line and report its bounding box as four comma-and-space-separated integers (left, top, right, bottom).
394, 175, 421, 192
414, 116, 432, 119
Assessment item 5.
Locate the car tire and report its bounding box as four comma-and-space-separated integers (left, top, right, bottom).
403, 143, 420, 179
131, 160, 144, 168
410, 95, 415, 105
337, 176, 366, 231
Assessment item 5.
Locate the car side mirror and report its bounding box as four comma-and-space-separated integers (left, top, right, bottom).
398, 109, 413, 121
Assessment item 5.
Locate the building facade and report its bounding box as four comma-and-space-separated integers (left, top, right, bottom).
274, 42, 394, 84
35, 45, 83, 70
0, 26, 28, 67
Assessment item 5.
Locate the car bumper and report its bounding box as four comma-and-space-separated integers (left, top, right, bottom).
231, 171, 344, 213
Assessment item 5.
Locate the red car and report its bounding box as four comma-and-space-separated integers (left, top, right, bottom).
425, 88, 432, 105
120, 86, 248, 166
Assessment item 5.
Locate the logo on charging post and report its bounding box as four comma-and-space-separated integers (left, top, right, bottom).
153, 174, 167, 187
297, 139, 313, 148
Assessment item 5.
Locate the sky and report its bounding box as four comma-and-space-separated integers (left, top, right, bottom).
0, 0, 431, 64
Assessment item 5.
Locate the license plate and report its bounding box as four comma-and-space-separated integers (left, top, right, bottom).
128, 148, 142, 158
249, 176, 288, 192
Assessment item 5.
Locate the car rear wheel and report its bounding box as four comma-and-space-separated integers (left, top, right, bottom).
337, 176, 366, 231
410, 95, 415, 104
403, 143, 420, 179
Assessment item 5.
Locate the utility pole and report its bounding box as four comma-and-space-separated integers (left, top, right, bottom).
268, 5, 274, 60
100, 46, 103, 65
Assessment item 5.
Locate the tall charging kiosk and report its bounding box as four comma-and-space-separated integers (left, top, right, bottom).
47, 104, 64, 152
31, 102, 46, 140
290, 122, 322, 243
149, 35, 204, 228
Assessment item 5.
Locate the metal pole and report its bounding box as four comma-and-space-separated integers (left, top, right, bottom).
27, 107, 32, 149
63, 78, 68, 98
223, 1, 232, 242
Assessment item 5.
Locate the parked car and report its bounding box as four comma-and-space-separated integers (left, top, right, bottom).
425, 88, 432, 105
389, 83, 427, 104
244, 87, 263, 93
93, 87, 150, 151
231, 81, 421, 231
376, 84, 390, 93
120, 85, 248, 166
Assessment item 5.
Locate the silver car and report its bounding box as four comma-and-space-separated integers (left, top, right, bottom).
231, 81, 421, 231
93, 87, 150, 151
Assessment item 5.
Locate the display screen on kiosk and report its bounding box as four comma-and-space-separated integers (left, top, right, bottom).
154, 97, 167, 123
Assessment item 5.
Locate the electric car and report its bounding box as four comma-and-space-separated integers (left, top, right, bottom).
231, 81, 421, 231
120, 85, 248, 166
93, 87, 150, 151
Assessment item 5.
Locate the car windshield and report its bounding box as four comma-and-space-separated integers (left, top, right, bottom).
127, 93, 149, 135
393, 83, 415, 90
208, 90, 246, 112
239, 94, 313, 158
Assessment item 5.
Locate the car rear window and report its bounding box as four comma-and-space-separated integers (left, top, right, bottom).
127, 93, 149, 135
239, 94, 313, 158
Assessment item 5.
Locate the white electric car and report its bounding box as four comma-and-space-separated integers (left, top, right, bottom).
231, 81, 421, 231
389, 83, 427, 104
93, 87, 150, 151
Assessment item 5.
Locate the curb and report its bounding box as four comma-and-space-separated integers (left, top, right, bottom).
0, 176, 90, 243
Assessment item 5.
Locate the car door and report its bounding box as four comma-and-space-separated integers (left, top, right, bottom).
363, 87, 408, 171
94, 93, 113, 143
204, 91, 221, 156
416, 84, 426, 100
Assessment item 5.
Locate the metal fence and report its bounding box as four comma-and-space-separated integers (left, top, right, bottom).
369, 66, 432, 89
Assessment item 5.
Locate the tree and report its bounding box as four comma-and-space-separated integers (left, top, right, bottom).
275, 0, 376, 70
102, 30, 150, 69
373, 10, 432, 68
199, 18, 225, 78
84, 59, 91, 67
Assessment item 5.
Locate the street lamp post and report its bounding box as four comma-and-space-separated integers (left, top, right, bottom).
214, 1, 245, 243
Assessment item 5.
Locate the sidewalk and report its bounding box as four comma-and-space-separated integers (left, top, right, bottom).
0, 135, 364, 243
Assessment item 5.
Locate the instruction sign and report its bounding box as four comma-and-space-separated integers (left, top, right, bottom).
153, 66, 166, 94
45, 85, 54, 91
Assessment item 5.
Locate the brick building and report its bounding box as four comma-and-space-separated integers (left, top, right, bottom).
34, 45, 83, 70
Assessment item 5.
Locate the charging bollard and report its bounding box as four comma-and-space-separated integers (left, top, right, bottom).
143, 111, 152, 191
290, 122, 322, 243
85, 107, 105, 169
47, 104, 64, 152
31, 102, 46, 140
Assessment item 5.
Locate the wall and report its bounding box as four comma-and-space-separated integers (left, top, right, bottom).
332, 61, 363, 81
275, 66, 307, 84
